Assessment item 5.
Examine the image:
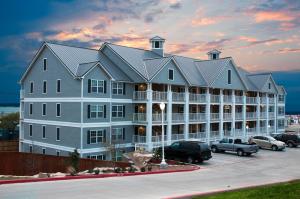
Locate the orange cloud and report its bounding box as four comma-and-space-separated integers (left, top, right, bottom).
239, 36, 258, 43
254, 11, 295, 23
192, 17, 218, 26
278, 48, 300, 54
114, 33, 149, 49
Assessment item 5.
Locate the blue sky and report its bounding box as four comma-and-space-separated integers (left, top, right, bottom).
0, 0, 299, 112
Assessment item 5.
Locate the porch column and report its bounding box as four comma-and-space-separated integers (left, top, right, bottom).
167, 85, 172, 145
146, 83, 153, 151
206, 88, 211, 143
220, 89, 224, 140
256, 92, 260, 135
232, 90, 235, 136
242, 91, 247, 138
266, 94, 269, 135
184, 86, 189, 140
274, 94, 278, 134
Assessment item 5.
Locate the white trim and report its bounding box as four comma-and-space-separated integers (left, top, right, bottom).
23, 97, 133, 103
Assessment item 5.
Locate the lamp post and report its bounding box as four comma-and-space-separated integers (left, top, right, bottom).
159, 102, 168, 169
246, 125, 249, 140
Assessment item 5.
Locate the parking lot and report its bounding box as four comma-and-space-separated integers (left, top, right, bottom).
1, 147, 300, 199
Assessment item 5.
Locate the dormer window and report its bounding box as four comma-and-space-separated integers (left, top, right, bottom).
227, 70, 231, 84
154, 41, 160, 48
212, 54, 217, 60
168, 69, 174, 80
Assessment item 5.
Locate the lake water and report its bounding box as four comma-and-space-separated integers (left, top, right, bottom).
0, 106, 19, 116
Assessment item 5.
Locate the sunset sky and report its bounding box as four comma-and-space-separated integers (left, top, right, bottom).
0, 0, 299, 112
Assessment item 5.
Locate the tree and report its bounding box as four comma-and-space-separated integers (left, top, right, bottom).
69, 149, 80, 175
0, 112, 19, 132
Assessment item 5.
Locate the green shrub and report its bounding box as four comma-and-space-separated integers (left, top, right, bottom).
141, 167, 146, 172
147, 165, 152, 172
128, 167, 137, 173
94, 169, 100, 175
114, 167, 122, 173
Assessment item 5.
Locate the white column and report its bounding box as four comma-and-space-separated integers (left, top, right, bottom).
232, 90, 235, 135
266, 94, 269, 135
220, 89, 224, 140
274, 94, 278, 134
167, 85, 172, 145
256, 92, 260, 135
184, 86, 189, 140
242, 91, 247, 137
206, 88, 211, 143
146, 83, 153, 151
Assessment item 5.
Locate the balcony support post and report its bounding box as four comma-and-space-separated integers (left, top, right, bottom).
220, 89, 224, 140
256, 92, 260, 135
242, 91, 247, 138
146, 83, 153, 151
167, 85, 172, 145
232, 90, 235, 136
184, 86, 189, 140
274, 94, 278, 134
266, 95, 269, 135
206, 88, 211, 143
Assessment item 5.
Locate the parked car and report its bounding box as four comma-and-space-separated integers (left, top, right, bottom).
157, 141, 212, 163
250, 136, 286, 151
211, 138, 259, 156
273, 133, 300, 147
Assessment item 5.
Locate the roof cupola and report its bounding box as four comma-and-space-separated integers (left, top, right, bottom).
150, 36, 165, 57
207, 49, 221, 60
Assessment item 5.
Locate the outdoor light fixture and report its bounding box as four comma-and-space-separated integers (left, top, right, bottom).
246, 125, 249, 139
159, 102, 168, 169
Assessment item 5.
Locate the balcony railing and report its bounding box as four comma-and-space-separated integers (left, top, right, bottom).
152, 113, 167, 122
189, 93, 206, 103
259, 127, 267, 134
189, 113, 206, 122
269, 98, 275, 104
260, 97, 267, 104
260, 112, 267, 118
234, 129, 244, 137
223, 95, 232, 103
189, 132, 206, 140
223, 113, 232, 121
269, 112, 275, 118
246, 112, 256, 119
246, 97, 257, 104
268, 126, 275, 133
278, 126, 285, 130
210, 113, 220, 121
224, 130, 232, 137
152, 91, 167, 101
152, 135, 167, 143
133, 113, 146, 122
172, 92, 185, 102
246, 128, 257, 137
235, 96, 243, 104
210, 131, 220, 140
172, 113, 185, 122
278, 112, 285, 117
133, 91, 147, 100
171, 134, 185, 141
235, 112, 243, 120
211, 95, 220, 103
133, 135, 147, 143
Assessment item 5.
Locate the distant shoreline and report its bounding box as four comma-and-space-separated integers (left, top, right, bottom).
0, 103, 19, 107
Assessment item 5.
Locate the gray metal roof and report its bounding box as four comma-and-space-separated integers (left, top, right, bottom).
144, 57, 172, 80
207, 49, 221, 54
76, 61, 99, 77
247, 73, 271, 90
150, 36, 165, 41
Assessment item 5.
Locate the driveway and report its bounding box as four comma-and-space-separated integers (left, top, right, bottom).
1, 148, 300, 199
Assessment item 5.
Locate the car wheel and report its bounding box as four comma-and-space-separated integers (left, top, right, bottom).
246, 153, 251, 156
187, 156, 194, 164
237, 149, 244, 156
288, 142, 294, 148
272, 145, 278, 151
211, 146, 218, 153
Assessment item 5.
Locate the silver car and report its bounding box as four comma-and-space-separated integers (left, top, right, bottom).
250, 136, 286, 151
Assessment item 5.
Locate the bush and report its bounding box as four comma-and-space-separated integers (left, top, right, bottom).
69, 149, 80, 173
147, 165, 152, 172
141, 167, 146, 172
94, 170, 100, 175
88, 169, 93, 173
128, 167, 137, 173
114, 167, 122, 173
121, 167, 127, 173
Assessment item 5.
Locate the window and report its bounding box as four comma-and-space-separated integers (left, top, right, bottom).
30, 82, 34, 93
112, 128, 125, 141
89, 154, 105, 160
42, 103, 46, 116
42, 126, 46, 139
43, 81, 47, 94
212, 54, 217, 59
29, 145, 33, 153
42, 148, 46, 155
89, 130, 105, 144
112, 105, 125, 118
43, 58, 47, 71
29, 124, 33, 137
56, 103, 61, 117
56, 79, 61, 93
228, 70, 232, 84
56, 128, 60, 141
91, 79, 104, 93
112, 82, 124, 95
268, 83, 271, 89
89, 105, 105, 118
56, 151, 60, 156
154, 41, 160, 48
29, 103, 33, 115
168, 69, 174, 80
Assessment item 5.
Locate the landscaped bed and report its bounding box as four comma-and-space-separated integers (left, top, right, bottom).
193, 180, 300, 199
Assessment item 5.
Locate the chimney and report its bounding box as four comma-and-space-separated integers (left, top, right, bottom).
149, 36, 165, 57
207, 49, 221, 60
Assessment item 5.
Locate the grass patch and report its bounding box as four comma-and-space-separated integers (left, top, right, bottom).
194, 180, 300, 199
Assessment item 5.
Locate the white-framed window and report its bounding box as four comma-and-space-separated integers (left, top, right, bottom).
56, 79, 61, 93
90, 130, 104, 144
89, 154, 105, 160
56, 103, 61, 117
153, 41, 160, 49
43, 80, 47, 94
43, 58, 47, 71
56, 127, 60, 141
268, 83, 271, 89
42, 125, 46, 139
29, 124, 33, 137
112, 150, 124, 162
227, 69, 232, 84
42, 103, 46, 116
29, 103, 33, 115
90, 105, 104, 118
112, 105, 124, 118
29, 145, 33, 153
56, 150, 60, 156
42, 148, 46, 155
112, 82, 124, 95
112, 128, 125, 141
91, 79, 104, 93
30, 81, 34, 94
168, 69, 174, 80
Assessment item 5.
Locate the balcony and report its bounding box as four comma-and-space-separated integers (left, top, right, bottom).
171, 134, 185, 141
235, 96, 243, 104
269, 98, 275, 104
246, 112, 256, 119
223, 95, 232, 103
210, 113, 220, 121
172, 92, 185, 102
269, 126, 275, 133
133, 91, 147, 101
152, 91, 167, 101
172, 113, 185, 123
210, 131, 220, 140
259, 127, 267, 134
234, 129, 244, 137
269, 112, 275, 119
223, 113, 232, 121
133, 113, 146, 123
246, 127, 257, 136
189, 132, 206, 140
189, 93, 206, 103
152, 135, 167, 143
260, 97, 267, 104
211, 95, 220, 103
260, 112, 267, 119
133, 135, 146, 143
235, 112, 243, 120
246, 97, 257, 104
152, 113, 167, 123
278, 112, 285, 117
189, 113, 206, 122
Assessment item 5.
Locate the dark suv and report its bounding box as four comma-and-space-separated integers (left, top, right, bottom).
157, 141, 212, 163
273, 133, 300, 147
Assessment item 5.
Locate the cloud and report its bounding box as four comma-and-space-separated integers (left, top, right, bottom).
254, 11, 295, 23
191, 8, 229, 27
278, 48, 300, 54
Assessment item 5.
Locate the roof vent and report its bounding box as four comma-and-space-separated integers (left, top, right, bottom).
207, 49, 221, 60
149, 36, 165, 57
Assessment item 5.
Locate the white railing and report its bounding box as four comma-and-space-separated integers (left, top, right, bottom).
133, 135, 147, 143
189, 113, 206, 122
152, 113, 167, 122
210, 131, 220, 140
246, 97, 257, 104
132, 113, 146, 122
278, 112, 285, 117
211, 95, 220, 103
171, 134, 185, 141
260, 127, 267, 134
260, 112, 267, 118
210, 113, 220, 121
278, 126, 285, 130
234, 129, 244, 137
269, 126, 275, 133
223, 95, 232, 103
269, 98, 275, 104
260, 97, 267, 104
246, 128, 257, 137
152, 135, 167, 143
235, 112, 243, 120
133, 91, 147, 100
189, 93, 206, 103
20, 90, 25, 99
189, 132, 206, 140
269, 112, 275, 118
235, 96, 243, 104
172, 113, 185, 122
152, 91, 167, 101
246, 112, 256, 119
223, 130, 232, 137
172, 92, 185, 102
223, 113, 232, 120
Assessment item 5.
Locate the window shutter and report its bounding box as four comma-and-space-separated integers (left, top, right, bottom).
87, 130, 90, 144
103, 129, 106, 143
104, 81, 107, 93
104, 105, 106, 118
88, 79, 91, 93
87, 105, 91, 118
123, 105, 126, 118
123, 83, 126, 95
122, 128, 125, 140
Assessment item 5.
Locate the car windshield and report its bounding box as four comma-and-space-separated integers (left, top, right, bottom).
267, 136, 276, 141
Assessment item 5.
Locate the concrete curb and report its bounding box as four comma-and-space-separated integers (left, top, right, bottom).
0, 166, 200, 185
